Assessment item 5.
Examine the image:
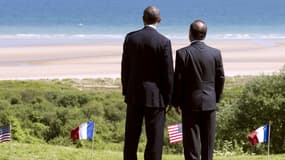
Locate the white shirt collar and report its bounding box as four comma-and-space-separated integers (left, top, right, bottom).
146, 24, 157, 29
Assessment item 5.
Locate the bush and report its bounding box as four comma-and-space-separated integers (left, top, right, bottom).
233, 71, 285, 153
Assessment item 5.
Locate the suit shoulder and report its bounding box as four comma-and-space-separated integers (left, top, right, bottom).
205, 44, 221, 53
156, 31, 170, 41
125, 29, 142, 38
212, 47, 221, 53
176, 45, 190, 54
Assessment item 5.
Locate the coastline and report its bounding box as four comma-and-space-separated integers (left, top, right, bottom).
0, 39, 284, 80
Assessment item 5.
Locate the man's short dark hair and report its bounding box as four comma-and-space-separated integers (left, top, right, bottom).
143, 6, 161, 25
190, 20, 207, 40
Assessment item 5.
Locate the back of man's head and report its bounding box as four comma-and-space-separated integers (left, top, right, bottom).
143, 6, 161, 25
190, 20, 207, 40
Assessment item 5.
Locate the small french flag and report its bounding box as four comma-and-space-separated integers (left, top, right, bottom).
71, 121, 95, 140
248, 124, 269, 145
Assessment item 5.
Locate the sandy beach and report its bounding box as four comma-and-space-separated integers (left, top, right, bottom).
0, 40, 284, 80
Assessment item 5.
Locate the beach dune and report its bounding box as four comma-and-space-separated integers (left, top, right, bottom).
0, 40, 284, 80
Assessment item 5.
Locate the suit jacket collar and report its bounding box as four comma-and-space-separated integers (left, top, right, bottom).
190, 40, 206, 50
191, 40, 204, 45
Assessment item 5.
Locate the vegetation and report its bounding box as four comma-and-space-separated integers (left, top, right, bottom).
0, 67, 285, 156
230, 68, 285, 154
1, 142, 285, 160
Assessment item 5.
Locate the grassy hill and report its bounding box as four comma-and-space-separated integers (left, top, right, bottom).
0, 71, 285, 155
1, 142, 285, 160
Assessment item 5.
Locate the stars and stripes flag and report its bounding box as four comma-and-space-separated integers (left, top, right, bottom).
167, 123, 183, 144
0, 125, 11, 143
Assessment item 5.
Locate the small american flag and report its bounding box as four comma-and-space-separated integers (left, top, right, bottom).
0, 125, 11, 143
167, 123, 183, 144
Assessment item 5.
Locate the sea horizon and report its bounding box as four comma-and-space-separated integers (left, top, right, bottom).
0, 0, 285, 46
1, 24, 285, 47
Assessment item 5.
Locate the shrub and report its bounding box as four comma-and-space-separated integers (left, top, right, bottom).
233, 71, 285, 153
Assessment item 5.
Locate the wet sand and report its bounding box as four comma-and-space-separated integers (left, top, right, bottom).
0, 40, 284, 80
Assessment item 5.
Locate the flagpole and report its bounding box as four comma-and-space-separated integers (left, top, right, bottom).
91, 135, 94, 160
9, 122, 12, 160
267, 121, 271, 160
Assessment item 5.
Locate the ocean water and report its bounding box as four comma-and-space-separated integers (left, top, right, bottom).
0, 0, 285, 46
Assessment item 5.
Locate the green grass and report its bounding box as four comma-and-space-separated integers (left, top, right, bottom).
1, 142, 285, 160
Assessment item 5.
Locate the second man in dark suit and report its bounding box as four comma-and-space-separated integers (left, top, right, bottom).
172, 20, 225, 160
121, 6, 174, 160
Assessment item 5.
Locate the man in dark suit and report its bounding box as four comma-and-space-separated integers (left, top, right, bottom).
121, 6, 174, 160
172, 20, 225, 160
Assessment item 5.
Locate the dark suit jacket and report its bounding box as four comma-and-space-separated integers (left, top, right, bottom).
172, 41, 225, 111
121, 26, 174, 108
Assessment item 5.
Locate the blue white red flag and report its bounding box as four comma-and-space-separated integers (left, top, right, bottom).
71, 121, 95, 140
248, 124, 269, 145
0, 125, 11, 143
167, 123, 183, 144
